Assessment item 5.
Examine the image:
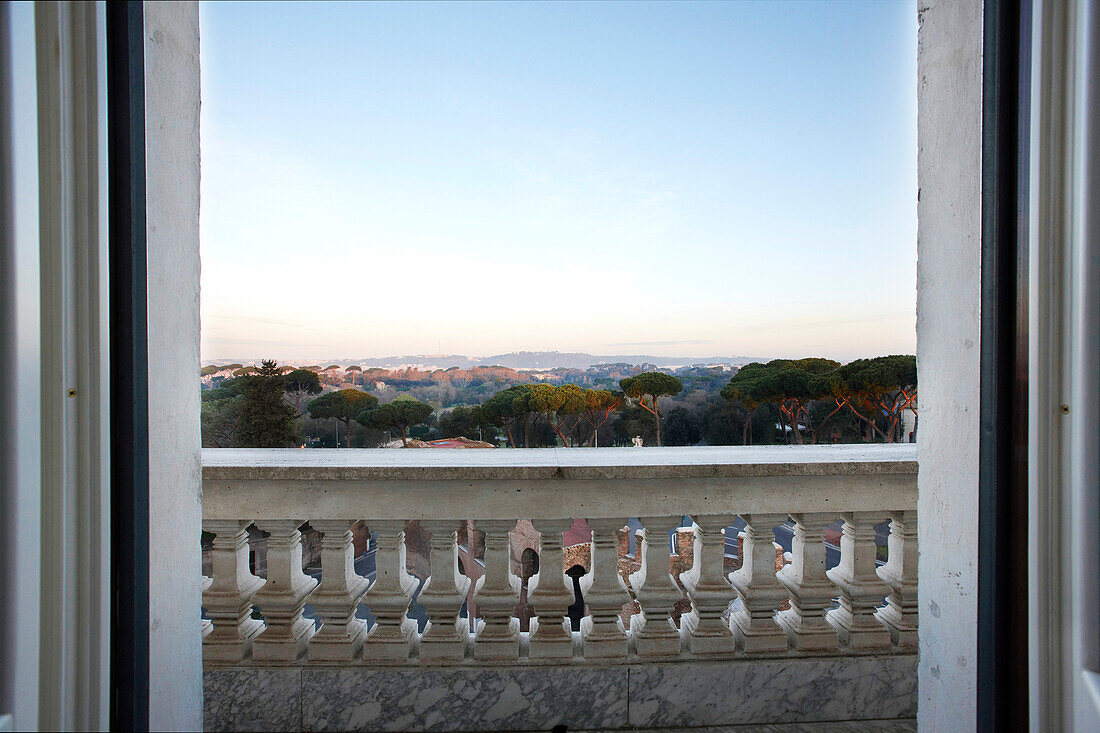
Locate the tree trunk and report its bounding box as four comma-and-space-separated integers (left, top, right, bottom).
883, 416, 897, 443
653, 397, 662, 447
742, 414, 752, 446
788, 404, 803, 445
503, 420, 515, 448
400, 426, 408, 447
802, 405, 817, 444
814, 400, 845, 444
550, 418, 571, 448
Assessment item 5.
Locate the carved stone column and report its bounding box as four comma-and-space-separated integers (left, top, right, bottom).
730, 513, 788, 653
826, 511, 892, 650
309, 520, 370, 661
362, 520, 414, 661
252, 520, 319, 661
418, 520, 468, 661
776, 512, 838, 651
582, 518, 630, 659
528, 519, 575, 660
875, 510, 918, 649
202, 520, 265, 661
634, 517, 682, 658
472, 520, 520, 660
688, 514, 737, 656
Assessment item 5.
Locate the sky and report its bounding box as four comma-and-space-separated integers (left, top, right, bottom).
199, 0, 917, 363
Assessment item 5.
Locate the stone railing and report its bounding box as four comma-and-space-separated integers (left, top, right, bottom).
200, 445, 917, 668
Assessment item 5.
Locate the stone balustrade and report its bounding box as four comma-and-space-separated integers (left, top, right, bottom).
200, 445, 917, 667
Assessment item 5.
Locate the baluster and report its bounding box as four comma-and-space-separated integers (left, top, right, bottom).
826, 511, 892, 650
202, 519, 264, 655
251, 520, 319, 661
634, 516, 682, 658
202, 520, 265, 661
309, 520, 370, 661
730, 513, 789, 653
362, 520, 414, 661
201, 574, 214, 638
418, 520, 467, 661
875, 510, 918, 649
582, 518, 630, 658
472, 520, 520, 660
776, 513, 839, 651
687, 514, 737, 655
527, 519, 575, 660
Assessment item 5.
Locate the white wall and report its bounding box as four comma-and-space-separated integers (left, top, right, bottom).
145, 2, 203, 729
915, 0, 983, 730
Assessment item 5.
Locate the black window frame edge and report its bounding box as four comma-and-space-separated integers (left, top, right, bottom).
106, 2, 149, 731
978, 0, 1032, 729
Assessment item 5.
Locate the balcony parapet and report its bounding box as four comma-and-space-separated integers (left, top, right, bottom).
202, 444, 917, 521
200, 445, 916, 668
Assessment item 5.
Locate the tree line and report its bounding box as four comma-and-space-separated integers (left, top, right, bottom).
721, 355, 917, 445
202, 355, 915, 449
203, 360, 436, 448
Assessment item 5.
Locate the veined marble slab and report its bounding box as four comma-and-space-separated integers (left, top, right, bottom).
300, 666, 628, 731
590, 722, 916, 733
628, 655, 918, 728
203, 655, 916, 732
204, 668, 301, 732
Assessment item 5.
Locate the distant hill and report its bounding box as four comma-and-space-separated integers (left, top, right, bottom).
203, 351, 771, 371
472, 351, 767, 370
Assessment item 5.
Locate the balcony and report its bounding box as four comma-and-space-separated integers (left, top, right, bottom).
200, 444, 917, 731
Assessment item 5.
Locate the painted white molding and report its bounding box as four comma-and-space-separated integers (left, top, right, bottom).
1029, 0, 1100, 730
33, 2, 111, 730
1028, 1, 1072, 728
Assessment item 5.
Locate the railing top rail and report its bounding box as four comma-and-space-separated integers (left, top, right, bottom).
202, 445, 916, 520
204, 444, 916, 477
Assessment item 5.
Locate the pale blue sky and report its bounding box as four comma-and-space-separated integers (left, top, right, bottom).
199, 0, 917, 362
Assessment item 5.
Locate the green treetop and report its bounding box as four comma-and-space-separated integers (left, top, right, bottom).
307, 388, 378, 447
235, 359, 297, 448
619, 372, 682, 446
822, 355, 917, 442
479, 385, 536, 447
722, 358, 839, 444
527, 383, 586, 447
284, 368, 322, 438
578, 388, 621, 447
358, 398, 433, 447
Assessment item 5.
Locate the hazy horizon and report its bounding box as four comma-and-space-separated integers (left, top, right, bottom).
200, 351, 770, 364
200, 1, 918, 363
197, 349, 870, 370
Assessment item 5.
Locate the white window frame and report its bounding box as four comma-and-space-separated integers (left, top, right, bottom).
1, 2, 111, 730
1029, 0, 1100, 730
